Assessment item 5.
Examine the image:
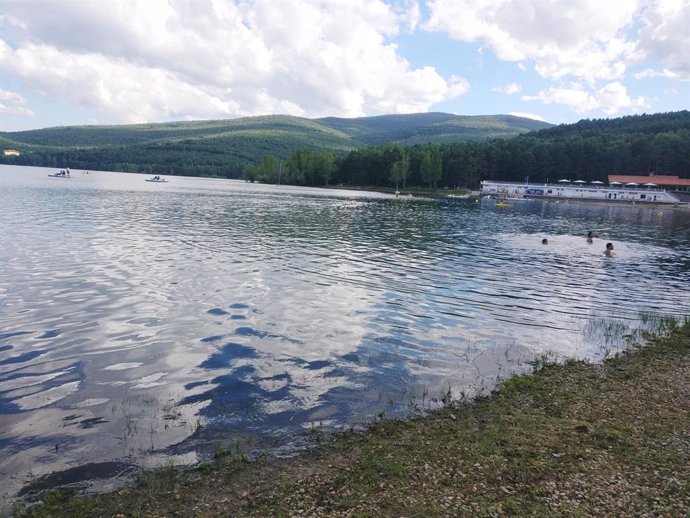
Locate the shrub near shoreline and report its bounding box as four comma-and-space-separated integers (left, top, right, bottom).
13, 321, 690, 517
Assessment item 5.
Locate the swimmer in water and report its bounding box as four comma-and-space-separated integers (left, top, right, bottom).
604, 242, 614, 257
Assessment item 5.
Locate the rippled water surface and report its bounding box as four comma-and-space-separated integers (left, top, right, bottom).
2, 165, 689, 498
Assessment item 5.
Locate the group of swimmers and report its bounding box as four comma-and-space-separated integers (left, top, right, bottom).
588, 231, 615, 256
541, 231, 614, 256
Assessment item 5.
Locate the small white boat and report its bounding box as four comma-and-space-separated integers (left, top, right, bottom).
145, 176, 169, 183
48, 169, 71, 178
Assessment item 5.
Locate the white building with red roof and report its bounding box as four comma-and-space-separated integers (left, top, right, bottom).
608, 174, 690, 190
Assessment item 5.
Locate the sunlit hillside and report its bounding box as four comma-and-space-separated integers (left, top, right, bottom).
0, 113, 552, 177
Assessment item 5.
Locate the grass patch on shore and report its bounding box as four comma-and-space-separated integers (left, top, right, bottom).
13, 322, 690, 517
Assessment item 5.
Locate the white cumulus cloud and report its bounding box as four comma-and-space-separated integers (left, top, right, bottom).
509, 111, 545, 122
523, 82, 647, 115
634, 68, 683, 80
636, 0, 690, 81
522, 86, 599, 113
596, 81, 647, 115
422, 0, 687, 117
424, 0, 641, 82
493, 83, 521, 95
0, 88, 35, 118
0, 0, 465, 125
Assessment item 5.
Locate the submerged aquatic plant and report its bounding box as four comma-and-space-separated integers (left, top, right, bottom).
583, 310, 688, 361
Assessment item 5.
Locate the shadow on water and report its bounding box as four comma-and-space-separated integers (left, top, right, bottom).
17, 462, 137, 499
155, 310, 685, 471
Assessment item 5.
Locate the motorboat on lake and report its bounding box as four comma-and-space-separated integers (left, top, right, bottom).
145, 176, 169, 183
48, 169, 71, 178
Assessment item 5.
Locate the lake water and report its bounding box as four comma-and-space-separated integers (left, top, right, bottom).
1, 165, 689, 500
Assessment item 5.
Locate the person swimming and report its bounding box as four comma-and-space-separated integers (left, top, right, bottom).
587, 230, 598, 243
542, 238, 548, 245
604, 242, 614, 256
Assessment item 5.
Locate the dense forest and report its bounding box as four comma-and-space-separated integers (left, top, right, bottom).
0, 113, 548, 180
242, 111, 690, 189
1, 111, 688, 189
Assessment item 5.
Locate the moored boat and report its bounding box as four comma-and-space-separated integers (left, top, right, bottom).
481, 180, 683, 204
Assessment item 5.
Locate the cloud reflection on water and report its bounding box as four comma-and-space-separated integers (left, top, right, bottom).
1, 166, 689, 499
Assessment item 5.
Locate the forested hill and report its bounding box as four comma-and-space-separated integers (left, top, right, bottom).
535, 110, 690, 139
0, 113, 550, 177
316, 113, 549, 145
2, 111, 688, 189
497, 110, 690, 183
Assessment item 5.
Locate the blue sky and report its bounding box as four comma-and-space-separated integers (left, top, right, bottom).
0, 0, 688, 132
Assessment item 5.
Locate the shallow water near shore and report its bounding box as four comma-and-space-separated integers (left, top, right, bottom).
1, 165, 689, 499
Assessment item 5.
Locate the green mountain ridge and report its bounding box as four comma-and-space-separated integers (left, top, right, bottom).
4, 111, 688, 187
0, 112, 551, 148
317, 113, 550, 145
0, 113, 552, 177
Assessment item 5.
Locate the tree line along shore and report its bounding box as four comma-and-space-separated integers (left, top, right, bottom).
2, 111, 689, 191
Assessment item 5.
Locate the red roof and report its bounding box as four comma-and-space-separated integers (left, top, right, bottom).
608, 174, 690, 187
